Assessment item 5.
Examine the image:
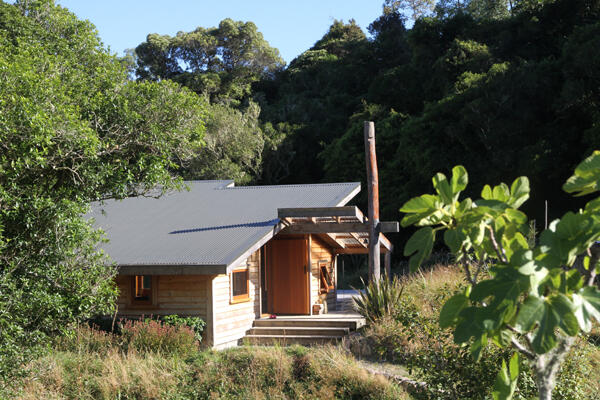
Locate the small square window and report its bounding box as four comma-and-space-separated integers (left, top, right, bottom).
132, 275, 153, 304
231, 269, 249, 302
319, 262, 334, 294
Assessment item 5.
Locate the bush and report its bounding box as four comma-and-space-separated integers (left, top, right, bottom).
160, 315, 205, 343
353, 276, 404, 323
119, 318, 198, 356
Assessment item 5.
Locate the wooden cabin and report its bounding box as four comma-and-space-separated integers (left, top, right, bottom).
90, 180, 395, 348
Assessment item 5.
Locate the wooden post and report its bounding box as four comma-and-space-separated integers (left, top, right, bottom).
385, 250, 391, 281
364, 121, 381, 283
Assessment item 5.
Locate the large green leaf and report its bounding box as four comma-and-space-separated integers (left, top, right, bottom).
440, 292, 469, 328
514, 295, 544, 333
444, 228, 465, 254
400, 194, 443, 227
550, 294, 579, 336
531, 301, 558, 354
399, 194, 438, 213
450, 165, 468, 195
403, 227, 435, 272
529, 295, 578, 353
432, 172, 453, 204
454, 306, 486, 343
563, 151, 600, 196
492, 353, 519, 400
508, 177, 529, 208
572, 286, 600, 332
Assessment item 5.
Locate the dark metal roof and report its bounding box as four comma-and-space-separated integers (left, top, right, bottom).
89, 180, 360, 273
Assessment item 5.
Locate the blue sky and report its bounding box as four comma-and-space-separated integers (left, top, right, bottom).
54, 1, 384, 64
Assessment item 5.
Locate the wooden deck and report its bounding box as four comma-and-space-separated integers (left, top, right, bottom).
243, 291, 365, 346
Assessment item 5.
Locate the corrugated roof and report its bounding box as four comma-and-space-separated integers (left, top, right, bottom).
89, 180, 360, 273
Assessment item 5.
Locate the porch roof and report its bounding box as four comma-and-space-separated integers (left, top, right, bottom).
277, 206, 397, 254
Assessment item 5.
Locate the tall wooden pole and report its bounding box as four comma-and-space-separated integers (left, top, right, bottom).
364, 121, 380, 283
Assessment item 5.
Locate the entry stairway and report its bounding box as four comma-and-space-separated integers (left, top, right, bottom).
242, 314, 365, 346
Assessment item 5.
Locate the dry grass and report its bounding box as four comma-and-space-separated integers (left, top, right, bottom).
7, 333, 410, 400
399, 264, 467, 318
582, 324, 600, 398
17, 349, 184, 400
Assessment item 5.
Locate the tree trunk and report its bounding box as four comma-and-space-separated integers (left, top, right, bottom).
534, 336, 574, 400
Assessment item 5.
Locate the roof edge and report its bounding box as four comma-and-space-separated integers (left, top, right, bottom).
118, 264, 227, 275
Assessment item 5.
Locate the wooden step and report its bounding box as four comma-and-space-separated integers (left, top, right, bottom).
247, 326, 349, 336
243, 334, 342, 346
253, 319, 362, 330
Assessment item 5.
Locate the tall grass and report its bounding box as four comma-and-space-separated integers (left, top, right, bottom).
9, 341, 409, 400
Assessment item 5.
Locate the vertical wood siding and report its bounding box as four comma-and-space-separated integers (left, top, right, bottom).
212, 249, 261, 348
309, 235, 337, 312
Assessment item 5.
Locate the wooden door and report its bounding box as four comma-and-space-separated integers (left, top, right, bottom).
266, 238, 309, 314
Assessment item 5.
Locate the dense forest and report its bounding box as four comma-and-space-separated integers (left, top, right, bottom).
131, 0, 600, 240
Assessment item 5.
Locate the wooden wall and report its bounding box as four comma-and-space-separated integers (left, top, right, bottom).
309, 235, 336, 312
115, 274, 210, 319
211, 249, 261, 348
116, 274, 212, 344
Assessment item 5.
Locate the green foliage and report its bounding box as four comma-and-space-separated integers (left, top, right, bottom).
353, 276, 404, 323
356, 265, 595, 399
135, 18, 284, 105
0, 0, 207, 377
160, 315, 206, 343
400, 151, 600, 398
119, 319, 199, 356
492, 353, 519, 400
182, 101, 265, 184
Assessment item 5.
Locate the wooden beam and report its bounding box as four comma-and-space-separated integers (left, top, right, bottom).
379, 233, 393, 252
350, 232, 367, 247
334, 247, 369, 255
318, 233, 346, 249
281, 221, 399, 234
278, 206, 362, 219
334, 243, 390, 255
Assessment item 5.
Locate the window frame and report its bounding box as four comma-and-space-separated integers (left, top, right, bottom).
319, 261, 334, 294
230, 268, 250, 304
130, 275, 157, 307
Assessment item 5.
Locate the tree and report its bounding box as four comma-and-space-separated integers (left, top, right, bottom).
0, 0, 207, 375
383, 0, 437, 21
183, 102, 265, 184
400, 152, 600, 399
135, 18, 284, 105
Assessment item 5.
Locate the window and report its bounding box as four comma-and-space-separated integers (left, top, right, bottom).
132, 275, 153, 305
319, 262, 334, 294
231, 269, 249, 303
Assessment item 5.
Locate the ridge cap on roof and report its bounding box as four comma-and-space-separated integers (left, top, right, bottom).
216, 182, 360, 190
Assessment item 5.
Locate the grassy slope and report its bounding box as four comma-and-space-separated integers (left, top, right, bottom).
8, 344, 409, 400
351, 264, 600, 399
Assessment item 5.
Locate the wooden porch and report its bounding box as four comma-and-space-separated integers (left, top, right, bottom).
242, 291, 365, 346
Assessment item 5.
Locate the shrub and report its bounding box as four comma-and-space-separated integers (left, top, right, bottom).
353, 276, 404, 323
54, 324, 115, 355
160, 315, 205, 343
119, 318, 198, 356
